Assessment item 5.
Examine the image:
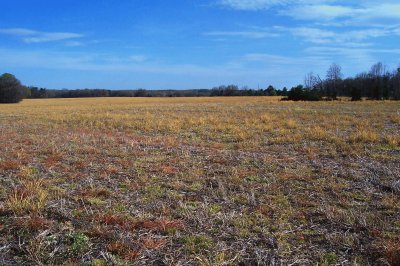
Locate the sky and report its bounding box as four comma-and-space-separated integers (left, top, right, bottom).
0, 0, 399, 90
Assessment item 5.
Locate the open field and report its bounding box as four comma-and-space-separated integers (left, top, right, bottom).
0, 97, 399, 265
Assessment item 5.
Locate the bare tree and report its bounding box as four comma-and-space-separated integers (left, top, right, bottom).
326, 63, 343, 99
393, 67, 400, 100
304, 72, 323, 90
304, 72, 315, 89
369, 62, 384, 78
326, 63, 342, 81
369, 62, 389, 99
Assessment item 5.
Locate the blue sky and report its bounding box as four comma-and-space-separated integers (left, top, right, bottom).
0, 0, 399, 89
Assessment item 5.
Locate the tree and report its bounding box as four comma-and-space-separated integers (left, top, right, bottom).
223, 85, 239, 96
369, 62, 384, 78
265, 85, 277, 96
392, 67, 400, 100
326, 63, 342, 100
304, 72, 323, 90
368, 62, 389, 100
281, 87, 288, 96
0, 73, 25, 103
287, 85, 304, 101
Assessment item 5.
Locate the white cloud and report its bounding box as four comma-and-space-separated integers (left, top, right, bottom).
219, 0, 288, 10
304, 46, 400, 68
287, 27, 336, 44
204, 30, 279, 38
204, 25, 400, 45
306, 46, 400, 56
289, 26, 400, 44
281, 3, 400, 24
243, 53, 329, 66
0, 28, 83, 43
283, 4, 356, 21
218, 1, 400, 26
218, 0, 336, 10
373, 4, 400, 19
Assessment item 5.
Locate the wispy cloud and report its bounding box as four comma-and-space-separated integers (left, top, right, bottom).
0, 47, 319, 88
219, 0, 290, 10
204, 30, 279, 38
306, 46, 400, 56
204, 25, 400, 45
218, 0, 335, 10
0, 48, 224, 75
219, 0, 353, 10
0, 28, 83, 43
283, 3, 400, 23
276, 26, 400, 44
304, 46, 400, 67
242, 53, 330, 67
282, 4, 357, 21
218, 1, 400, 26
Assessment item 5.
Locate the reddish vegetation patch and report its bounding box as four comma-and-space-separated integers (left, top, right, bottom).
44, 153, 64, 168
384, 240, 400, 266
134, 219, 185, 232
95, 214, 184, 233
106, 241, 128, 255
369, 239, 400, 265
103, 165, 119, 175
72, 160, 87, 170
124, 249, 141, 262
80, 187, 112, 198
96, 213, 127, 227
0, 160, 21, 171
19, 138, 34, 145
106, 240, 141, 262
141, 237, 168, 250
14, 215, 53, 231
105, 235, 168, 262
159, 165, 178, 174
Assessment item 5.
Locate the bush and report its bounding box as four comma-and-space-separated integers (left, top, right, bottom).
0, 73, 25, 103
286, 85, 322, 101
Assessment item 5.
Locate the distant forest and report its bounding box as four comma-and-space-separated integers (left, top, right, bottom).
3, 62, 400, 103
26, 62, 400, 101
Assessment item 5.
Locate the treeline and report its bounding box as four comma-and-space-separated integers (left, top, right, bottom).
25, 62, 400, 101
209, 85, 287, 96
26, 86, 287, 98
28, 88, 212, 98
1, 61, 400, 103
287, 62, 400, 101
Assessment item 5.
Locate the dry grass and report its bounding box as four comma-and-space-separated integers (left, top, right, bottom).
6, 179, 48, 215
0, 97, 399, 265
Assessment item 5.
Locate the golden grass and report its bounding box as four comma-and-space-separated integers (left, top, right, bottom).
0, 97, 398, 147
6, 179, 48, 215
